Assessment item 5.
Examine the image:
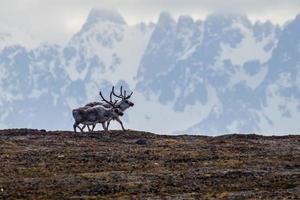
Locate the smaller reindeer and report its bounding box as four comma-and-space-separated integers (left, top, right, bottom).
85, 86, 134, 131
72, 96, 123, 133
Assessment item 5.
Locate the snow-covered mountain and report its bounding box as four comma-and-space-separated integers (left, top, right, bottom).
0, 8, 300, 135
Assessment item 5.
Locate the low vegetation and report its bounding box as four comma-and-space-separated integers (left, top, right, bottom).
0, 129, 299, 199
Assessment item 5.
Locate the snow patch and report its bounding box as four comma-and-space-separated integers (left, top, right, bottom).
220, 21, 276, 65
229, 64, 268, 89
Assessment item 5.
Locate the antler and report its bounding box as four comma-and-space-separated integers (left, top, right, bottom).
120, 86, 123, 97
110, 86, 114, 102
99, 91, 118, 107
112, 86, 123, 99
112, 85, 133, 99
126, 91, 133, 99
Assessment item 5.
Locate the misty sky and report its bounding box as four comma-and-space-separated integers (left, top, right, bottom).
0, 0, 300, 44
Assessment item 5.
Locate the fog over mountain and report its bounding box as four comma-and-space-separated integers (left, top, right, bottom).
0, 8, 300, 135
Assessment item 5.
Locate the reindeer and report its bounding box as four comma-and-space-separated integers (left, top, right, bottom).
85, 86, 134, 131
72, 93, 123, 133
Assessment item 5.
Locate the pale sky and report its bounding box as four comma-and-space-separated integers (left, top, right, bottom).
0, 0, 299, 45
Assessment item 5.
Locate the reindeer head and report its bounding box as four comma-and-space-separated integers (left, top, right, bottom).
112, 86, 134, 111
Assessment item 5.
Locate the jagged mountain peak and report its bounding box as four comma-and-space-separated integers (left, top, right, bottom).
288, 13, 300, 28
205, 12, 252, 28
206, 12, 248, 20
295, 14, 300, 21
253, 20, 277, 32
177, 15, 195, 26
80, 7, 126, 31
157, 12, 176, 26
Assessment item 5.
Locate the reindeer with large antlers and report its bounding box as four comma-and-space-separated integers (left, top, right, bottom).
72, 92, 124, 133
85, 86, 134, 131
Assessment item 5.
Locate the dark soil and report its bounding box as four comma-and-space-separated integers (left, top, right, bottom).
0, 129, 299, 199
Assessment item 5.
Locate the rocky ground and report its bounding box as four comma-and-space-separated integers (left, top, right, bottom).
0, 129, 299, 199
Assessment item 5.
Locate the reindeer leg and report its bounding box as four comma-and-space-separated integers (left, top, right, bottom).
78, 124, 84, 132
91, 123, 96, 132
106, 119, 111, 130
81, 124, 86, 132
105, 122, 109, 132
101, 122, 108, 132
87, 125, 92, 132
76, 124, 84, 132
116, 117, 125, 131
74, 122, 84, 133
73, 123, 77, 133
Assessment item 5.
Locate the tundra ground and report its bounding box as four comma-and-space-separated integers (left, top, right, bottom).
0, 129, 299, 199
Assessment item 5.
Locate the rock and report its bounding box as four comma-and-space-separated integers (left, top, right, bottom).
135, 138, 150, 145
